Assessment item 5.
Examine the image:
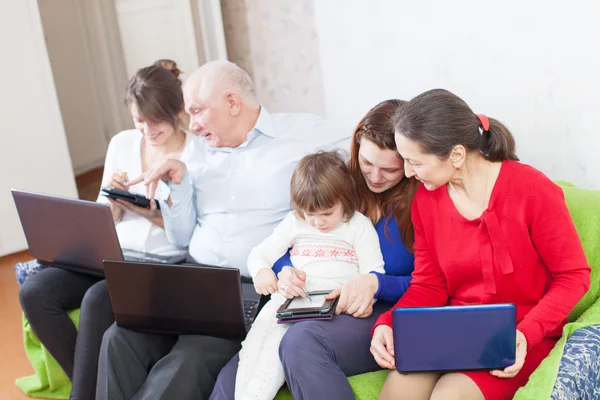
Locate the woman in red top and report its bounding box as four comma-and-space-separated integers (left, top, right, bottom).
371, 89, 590, 400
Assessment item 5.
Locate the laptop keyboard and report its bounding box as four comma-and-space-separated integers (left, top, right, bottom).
122, 249, 170, 264
244, 299, 259, 326
124, 255, 169, 264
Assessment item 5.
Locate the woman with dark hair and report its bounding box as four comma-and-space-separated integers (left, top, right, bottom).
372, 89, 590, 400
210, 99, 420, 399
18, 59, 195, 400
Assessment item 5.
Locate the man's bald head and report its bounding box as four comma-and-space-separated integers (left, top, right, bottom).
183, 61, 261, 148
184, 60, 258, 107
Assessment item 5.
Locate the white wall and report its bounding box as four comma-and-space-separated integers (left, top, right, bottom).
0, 0, 78, 256
314, 0, 600, 189
116, 0, 202, 80
220, 0, 326, 114
115, 0, 227, 81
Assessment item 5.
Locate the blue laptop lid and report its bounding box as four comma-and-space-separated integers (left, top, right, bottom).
392, 303, 516, 373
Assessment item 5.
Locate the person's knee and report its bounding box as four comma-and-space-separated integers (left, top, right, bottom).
19, 274, 50, 312
101, 323, 130, 355
280, 322, 327, 366
81, 280, 109, 313
19, 279, 37, 311
165, 337, 205, 373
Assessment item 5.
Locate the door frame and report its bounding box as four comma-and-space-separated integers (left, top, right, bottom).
78, 0, 227, 144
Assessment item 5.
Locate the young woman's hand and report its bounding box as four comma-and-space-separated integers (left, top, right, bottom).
490, 330, 528, 378
370, 324, 396, 369
107, 197, 163, 227
254, 268, 278, 296
277, 266, 307, 299
326, 273, 379, 317
108, 197, 160, 218
104, 170, 129, 222
108, 170, 129, 191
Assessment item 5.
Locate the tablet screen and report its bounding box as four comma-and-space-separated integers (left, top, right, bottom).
287, 294, 328, 310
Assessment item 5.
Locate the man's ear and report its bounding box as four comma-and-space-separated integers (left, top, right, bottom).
226, 92, 242, 117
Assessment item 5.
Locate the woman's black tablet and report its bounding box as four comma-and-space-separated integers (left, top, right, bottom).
100, 187, 160, 210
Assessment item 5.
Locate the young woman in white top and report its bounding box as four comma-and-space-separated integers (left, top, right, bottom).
97, 63, 194, 256
235, 151, 386, 400
19, 59, 193, 400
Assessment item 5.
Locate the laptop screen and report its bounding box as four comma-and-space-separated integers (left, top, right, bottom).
392, 303, 516, 373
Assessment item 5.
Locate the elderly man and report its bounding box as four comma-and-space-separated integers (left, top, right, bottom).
95, 61, 349, 399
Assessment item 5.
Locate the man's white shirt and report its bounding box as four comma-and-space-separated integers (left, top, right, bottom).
161, 107, 350, 277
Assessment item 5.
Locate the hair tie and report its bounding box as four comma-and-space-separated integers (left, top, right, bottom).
476, 114, 490, 135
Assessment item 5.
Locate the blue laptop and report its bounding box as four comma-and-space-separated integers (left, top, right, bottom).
392, 303, 516, 373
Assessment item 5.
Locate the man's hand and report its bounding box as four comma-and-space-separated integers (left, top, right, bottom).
254, 268, 278, 296
128, 159, 187, 199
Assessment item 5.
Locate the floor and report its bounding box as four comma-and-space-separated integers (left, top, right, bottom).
0, 250, 37, 400
0, 168, 102, 400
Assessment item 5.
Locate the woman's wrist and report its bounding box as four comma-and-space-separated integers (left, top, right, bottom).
111, 206, 123, 223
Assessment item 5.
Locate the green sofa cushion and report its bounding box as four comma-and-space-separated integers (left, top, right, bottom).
513, 183, 600, 399
16, 309, 80, 399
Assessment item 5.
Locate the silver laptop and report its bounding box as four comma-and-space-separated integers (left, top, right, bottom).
11, 190, 187, 276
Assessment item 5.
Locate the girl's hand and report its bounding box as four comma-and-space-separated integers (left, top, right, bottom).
277, 266, 307, 299
254, 268, 278, 296
326, 273, 379, 317
490, 330, 527, 378
370, 325, 396, 369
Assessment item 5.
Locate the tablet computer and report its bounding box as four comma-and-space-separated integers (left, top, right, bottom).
276, 290, 338, 322
101, 187, 160, 210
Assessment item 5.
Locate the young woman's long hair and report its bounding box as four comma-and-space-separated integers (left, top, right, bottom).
349, 99, 420, 251
125, 59, 183, 128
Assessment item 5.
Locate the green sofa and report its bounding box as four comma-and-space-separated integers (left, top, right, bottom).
17, 182, 600, 400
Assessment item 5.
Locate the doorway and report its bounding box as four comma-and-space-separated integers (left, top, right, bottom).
37, 0, 227, 176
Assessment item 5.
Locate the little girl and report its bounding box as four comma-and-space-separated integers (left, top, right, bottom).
235, 151, 386, 400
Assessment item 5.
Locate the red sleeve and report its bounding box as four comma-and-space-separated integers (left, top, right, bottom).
372, 191, 448, 335
517, 174, 591, 348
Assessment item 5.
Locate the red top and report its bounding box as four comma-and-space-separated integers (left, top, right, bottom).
374, 161, 590, 348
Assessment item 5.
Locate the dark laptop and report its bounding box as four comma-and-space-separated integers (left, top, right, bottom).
11, 190, 187, 276
392, 303, 516, 373
103, 260, 260, 339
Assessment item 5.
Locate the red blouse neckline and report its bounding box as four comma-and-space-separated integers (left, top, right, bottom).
440, 160, 509, 224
